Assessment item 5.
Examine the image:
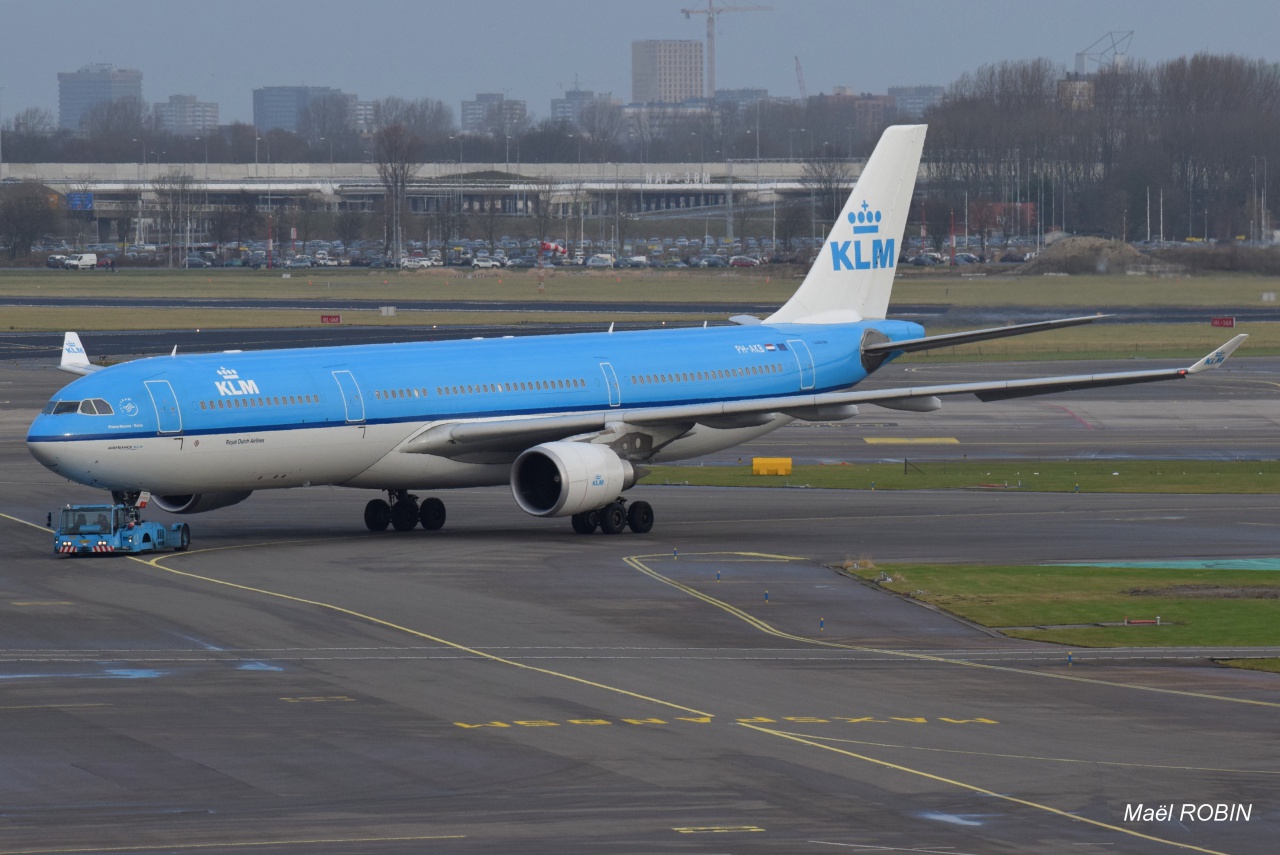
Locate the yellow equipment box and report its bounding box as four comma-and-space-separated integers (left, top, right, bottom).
752, 457, 792, 476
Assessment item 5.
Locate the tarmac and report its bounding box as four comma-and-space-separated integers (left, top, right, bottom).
0, 347, 1277, 854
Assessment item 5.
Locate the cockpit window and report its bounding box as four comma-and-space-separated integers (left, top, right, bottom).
48, 400, 81, 415
91, 398, 114, 415
78, 400, 98, 415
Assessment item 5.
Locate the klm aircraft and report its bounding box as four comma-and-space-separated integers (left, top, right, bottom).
27, 126, 1246, 535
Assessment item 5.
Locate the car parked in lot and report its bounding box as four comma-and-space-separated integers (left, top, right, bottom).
471, 256, 502, 269
728, 255, 759, 267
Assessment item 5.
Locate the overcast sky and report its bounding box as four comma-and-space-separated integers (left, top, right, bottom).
2, 0, 1277, 125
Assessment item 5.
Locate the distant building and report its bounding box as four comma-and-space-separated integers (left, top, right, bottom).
461, 93, 527, 134
352, 101, 378, 133
550, 88, 616, 127
58, 63, 143, 131
252, 86, 352, 133
632, 40, 703, 104
153, 95, 219, 136
887, 85, 944, 119
713, 88, 768, 107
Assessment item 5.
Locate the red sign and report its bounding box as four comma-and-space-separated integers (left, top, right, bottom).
321, 314, 342, 324
1211, 316, 1236, 328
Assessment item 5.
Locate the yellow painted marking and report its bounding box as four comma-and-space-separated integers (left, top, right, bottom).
623, 552, 1280, 709
279, 696, 354, 704
672, 826, 764, 834
0, 512, 706, 720
863, 437, 960, 444
0, 834, 466, 854
739, 723, 1232, 855
119, 550, 714, 719
778, 730, 1280, 777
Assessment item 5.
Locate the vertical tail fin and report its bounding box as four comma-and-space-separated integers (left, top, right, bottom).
59, 331, 101, 375
765, 124, 927, 325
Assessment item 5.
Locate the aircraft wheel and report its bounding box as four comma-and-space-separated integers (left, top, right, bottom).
174, 524, 191, 552
364, 499, 391, 532
390, 498, 419, 531
598, 502, 627, 535
626, 501, 654, 534
419, 497, 446, 531
571, 511, 598, 534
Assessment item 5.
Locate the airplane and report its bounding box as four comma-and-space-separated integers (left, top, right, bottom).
27, 125, 1247, 536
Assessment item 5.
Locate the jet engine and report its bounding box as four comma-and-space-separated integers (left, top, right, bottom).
510, 442, 636, 517
151, 491, 254, 514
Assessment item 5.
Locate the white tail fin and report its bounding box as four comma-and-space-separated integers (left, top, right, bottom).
765, 124, 927, 324
58, 331, 102, 375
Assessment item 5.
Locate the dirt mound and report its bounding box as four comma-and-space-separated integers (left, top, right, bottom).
1018, 236, 1148, 275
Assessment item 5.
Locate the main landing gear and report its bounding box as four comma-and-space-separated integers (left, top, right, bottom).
571, 499, 654, 536
364, 491, 447, 533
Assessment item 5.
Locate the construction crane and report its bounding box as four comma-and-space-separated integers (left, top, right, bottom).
794, 55, 807, 100
681, 1, 772, 98
1074, 31, 1134, 75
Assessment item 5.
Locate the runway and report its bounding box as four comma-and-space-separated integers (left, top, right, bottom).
1, 356, 1278, 853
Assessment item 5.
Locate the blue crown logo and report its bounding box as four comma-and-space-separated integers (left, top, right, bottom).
848, 199, 882, 235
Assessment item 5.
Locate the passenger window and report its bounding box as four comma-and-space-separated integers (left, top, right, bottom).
200, 401, 207, 411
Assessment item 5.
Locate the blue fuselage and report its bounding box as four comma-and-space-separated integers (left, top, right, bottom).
27, 319, 922, 494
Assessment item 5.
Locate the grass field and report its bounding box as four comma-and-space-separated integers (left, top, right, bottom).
5, 268, 1280, 308
847, 563, 1280, 648
4, 269, 1279, 357
646, 460, 1280, 494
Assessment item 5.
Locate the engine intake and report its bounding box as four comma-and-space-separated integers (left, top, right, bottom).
511, 442, 635, 517
151, 491, 253, 514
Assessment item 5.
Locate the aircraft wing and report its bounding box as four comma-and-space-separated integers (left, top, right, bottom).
404, 335, 1247, 458
860, 314, 1108, 356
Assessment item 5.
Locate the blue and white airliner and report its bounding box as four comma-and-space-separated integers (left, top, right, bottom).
27, 126, 1247, 535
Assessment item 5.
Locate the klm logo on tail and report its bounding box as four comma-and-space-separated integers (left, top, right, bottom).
830, 200, 895, 272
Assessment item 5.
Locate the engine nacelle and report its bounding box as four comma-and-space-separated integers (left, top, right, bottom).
511, 442, 635, 518
151, 491, 254, 514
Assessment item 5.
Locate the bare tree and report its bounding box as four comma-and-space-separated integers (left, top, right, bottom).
800, 157, 852, 230
152, 169, 196, 267
335, 207, 366, 250
372, 123, 423, 262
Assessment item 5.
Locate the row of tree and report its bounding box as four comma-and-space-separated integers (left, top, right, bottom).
4, 53, 1277, 246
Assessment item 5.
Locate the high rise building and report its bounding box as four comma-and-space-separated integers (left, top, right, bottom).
460, 93, 527, 134
58, 63, 143, 131
154, 95, 220, 136
887, 85, 944, 119
253, 86, 352, 133
631, 40, 703, 104
550, 88, 615, 127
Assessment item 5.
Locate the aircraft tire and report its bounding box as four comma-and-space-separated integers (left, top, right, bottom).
390, 499, 419, 532
599, 502, 627, 535
419, 497, 446, 531
364, 499, 391, 532
626, 501, 654, 534
571, 511, 598, 534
